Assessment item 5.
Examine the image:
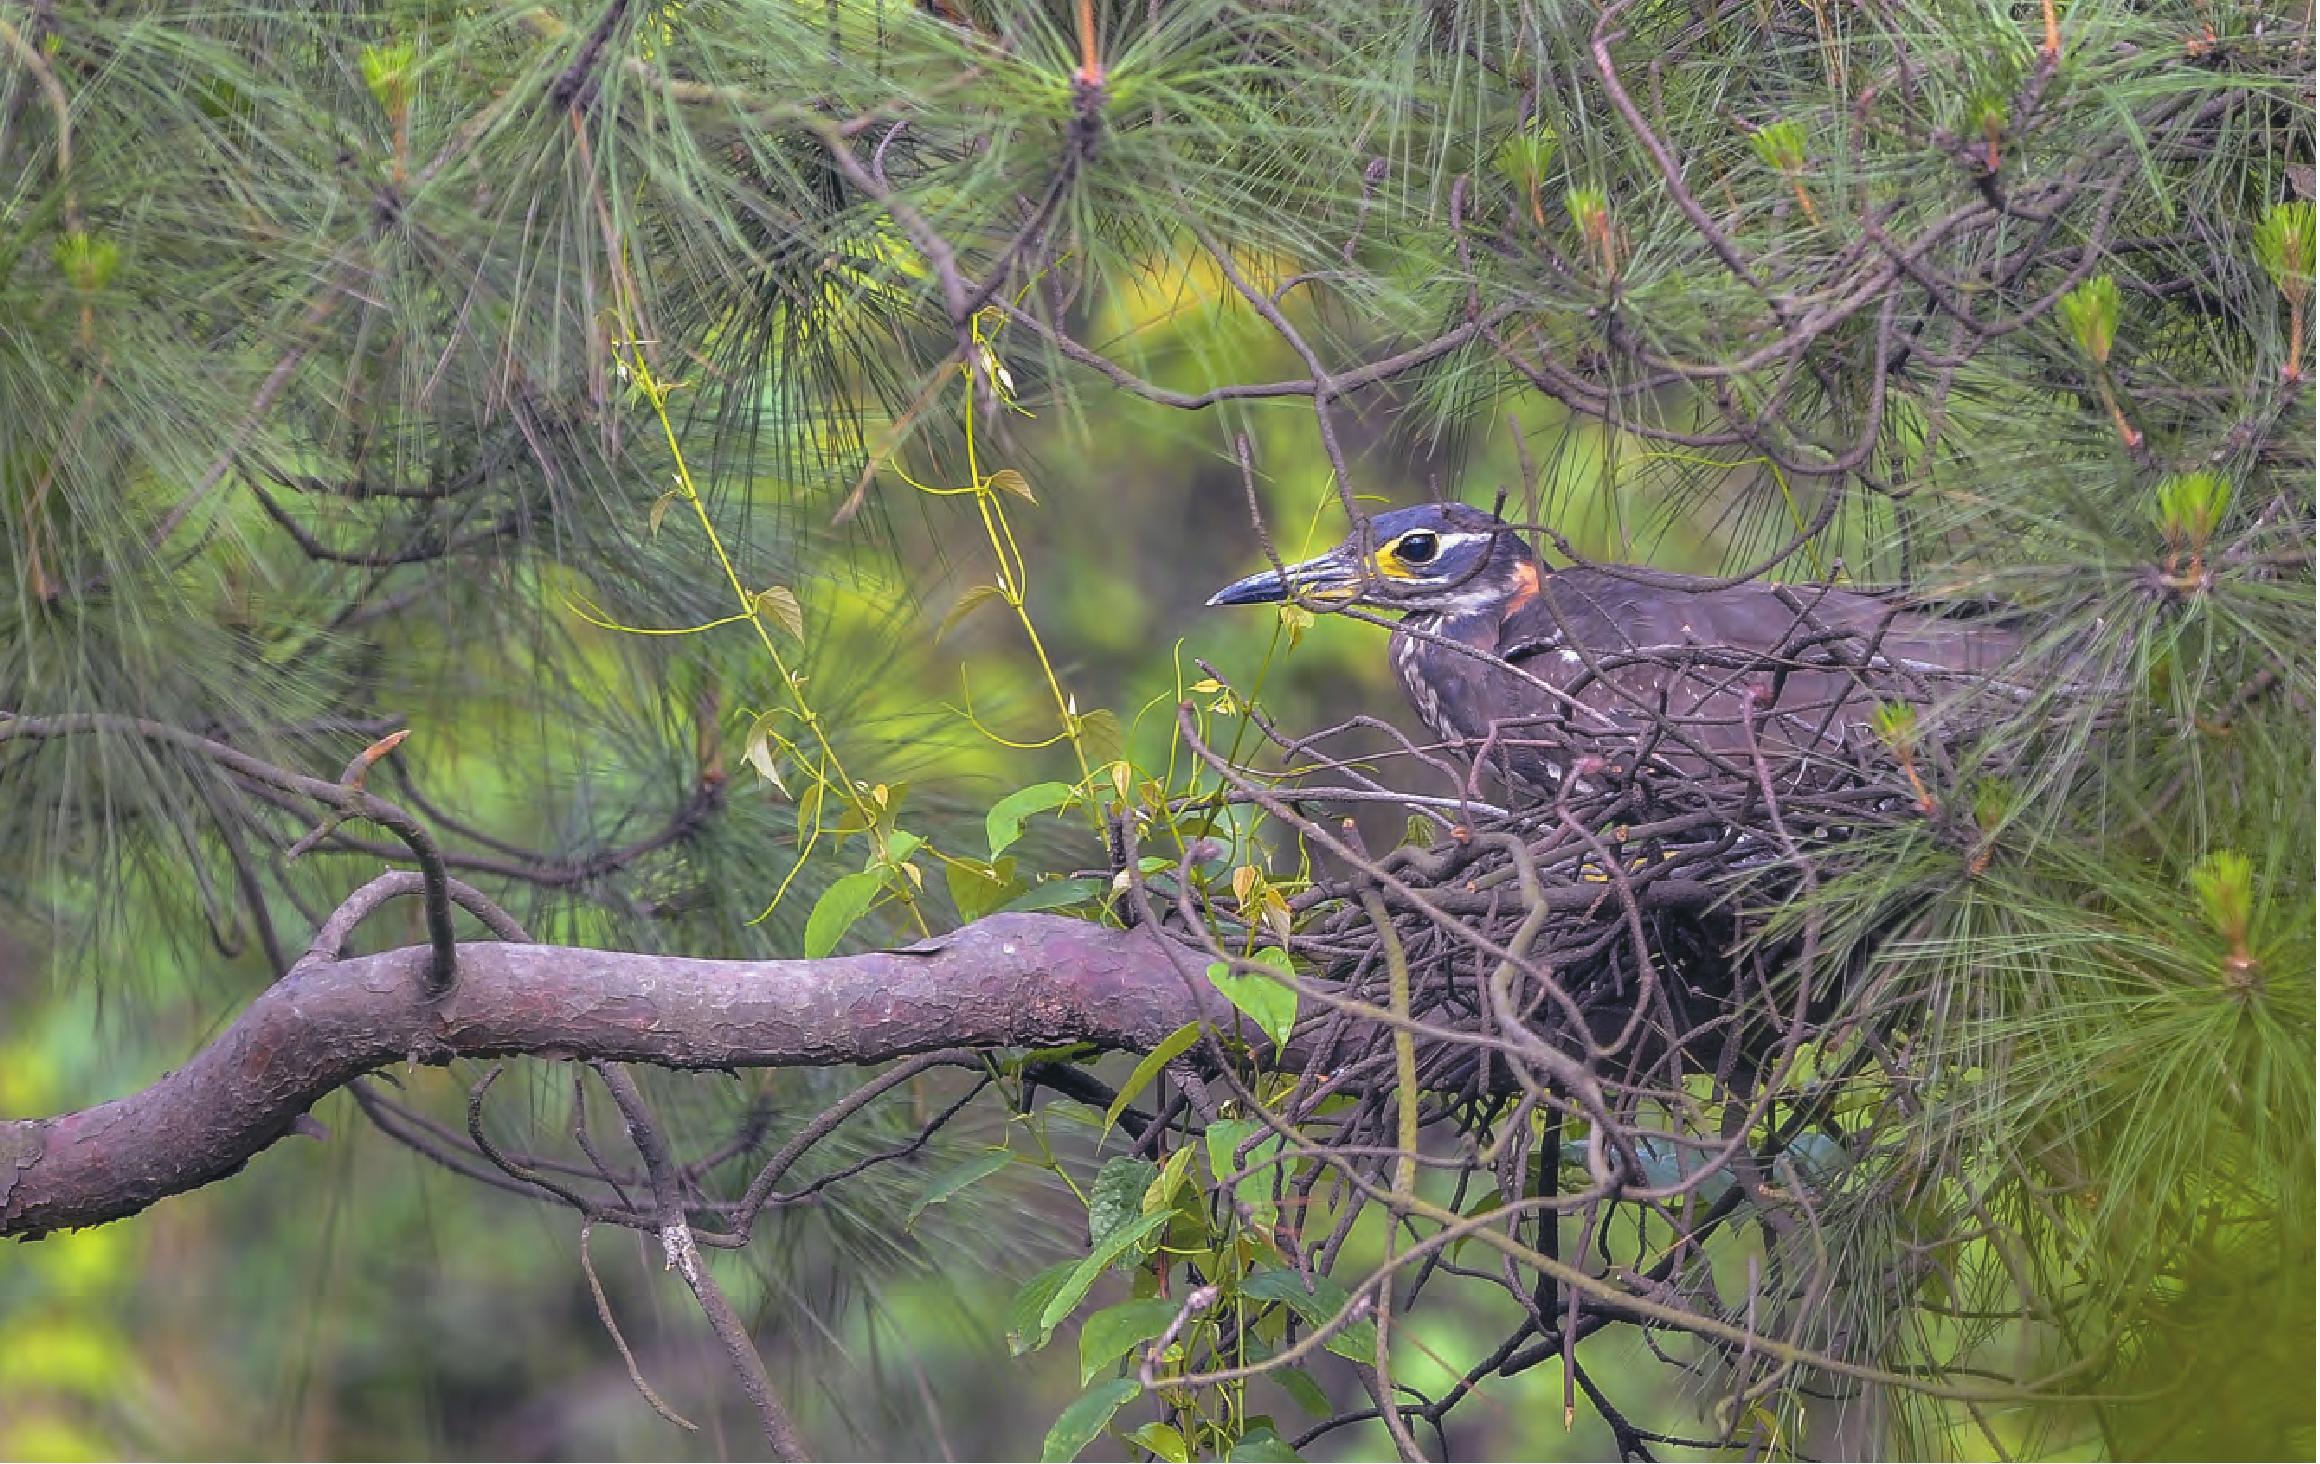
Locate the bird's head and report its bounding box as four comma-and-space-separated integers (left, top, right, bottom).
1205, 503, 1538, 617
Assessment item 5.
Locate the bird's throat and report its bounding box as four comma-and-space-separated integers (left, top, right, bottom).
1399, 606, 1505, 653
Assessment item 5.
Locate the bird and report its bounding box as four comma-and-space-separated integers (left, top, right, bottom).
1205, 502, 2022, 800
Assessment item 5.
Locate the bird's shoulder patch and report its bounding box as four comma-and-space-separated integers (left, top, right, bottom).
1501, 558, 1542, 618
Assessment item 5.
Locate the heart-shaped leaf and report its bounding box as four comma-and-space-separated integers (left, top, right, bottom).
754, 585, 804, 640
803, 868, 885, 957
1204, 950, 1298, 1057
938, 583, 1007, 642
1239, 1266, 1377, 1362
987, 781, 1075, 858
1087, 1156, 1160, 1248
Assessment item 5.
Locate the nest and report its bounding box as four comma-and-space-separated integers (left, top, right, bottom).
1114, 641, 2032, 1428
1161, 626, 2021, 1101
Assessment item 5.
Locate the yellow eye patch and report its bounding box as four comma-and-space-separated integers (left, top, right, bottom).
1373, 537, 1419, 579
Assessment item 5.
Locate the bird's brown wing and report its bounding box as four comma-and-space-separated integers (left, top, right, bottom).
1488, 569, 2022, 780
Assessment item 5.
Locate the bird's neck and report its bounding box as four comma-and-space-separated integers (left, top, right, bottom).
1398, 605, 1501, 652
1399, 552, 1545, 650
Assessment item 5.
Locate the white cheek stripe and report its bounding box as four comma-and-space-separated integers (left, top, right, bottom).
1433, 588, 1503, 615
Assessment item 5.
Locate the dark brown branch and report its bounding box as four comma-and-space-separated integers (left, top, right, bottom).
593, 1062, 810, 1461
247, 477, 528, 567
548, 0, 635, 111
0, 712, 462, 990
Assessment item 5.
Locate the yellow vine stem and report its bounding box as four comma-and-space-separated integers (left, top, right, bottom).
900, 307, 1099, 804
567, 118, 929, 929
623, 340, 926, 932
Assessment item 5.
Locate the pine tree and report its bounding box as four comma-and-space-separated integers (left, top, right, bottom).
1, 2, 2309, 1458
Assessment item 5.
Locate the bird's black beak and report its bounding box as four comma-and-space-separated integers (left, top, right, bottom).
1205, 548, 1365, 608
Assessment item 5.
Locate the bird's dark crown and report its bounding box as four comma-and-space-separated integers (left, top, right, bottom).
1205, 502, 1540, 615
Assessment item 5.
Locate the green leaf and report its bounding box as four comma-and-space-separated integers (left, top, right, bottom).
1143, 1143, 1196, 1214
802, 868, 885, 958
1240, 1267, 1377, 1362
1274, 1366, 1332, 1416
1203, 1118, 1282, 1228
1205, 950, 1298, 1056
937, 583, 1007, 642
1076, 709, 1126, 770
946, 855, 1025, 924
987, 467, 1038, 504
753, 585, 804, 640
1078, 1298, 1182, 1384
1129, 1422, 1191, 1464
1103, 1021, 1203, 1141
1039, 1211, 1173, 1334
741, 714, 786, 792
1088, 1156, 1161, 1248
1008, 1260, 1081, 1355
1040, 1378, 1141, 1462
1010, 1042, 1099, 1073
905, 1149, 1012, 1232
987, 781, 1076, 858
1230, 1425, 1303, 1461
1205, 1118, 1263, 1190
999, 877, 1105, 913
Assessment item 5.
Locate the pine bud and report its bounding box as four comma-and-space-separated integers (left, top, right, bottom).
2151, 471, 2232, 554
1749, 119, 1808, 175
1494, 123, 1559, 190
2254, 201, 2314, 307
1972, 777, 2016, 833
1965, 92, 2008, 171
1564, 186, 1609, 239
2187, 850, 2253, 948
52, 231, 120, 293
1565, 186, 1618, 272
2059, 275, 2120, 366
360, 41, 417, 117
1869, 701, 1919, 751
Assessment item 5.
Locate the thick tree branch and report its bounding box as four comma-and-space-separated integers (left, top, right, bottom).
0, 913, 1220, 1240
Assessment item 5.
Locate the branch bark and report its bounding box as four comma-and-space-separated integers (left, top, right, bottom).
0, 913, 1219, 1240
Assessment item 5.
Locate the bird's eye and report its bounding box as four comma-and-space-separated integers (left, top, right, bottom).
1394, 531, 1439, 565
